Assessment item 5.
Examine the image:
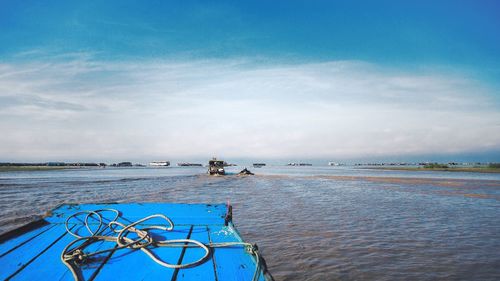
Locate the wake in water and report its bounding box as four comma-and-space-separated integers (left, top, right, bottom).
1, 167, 499, 280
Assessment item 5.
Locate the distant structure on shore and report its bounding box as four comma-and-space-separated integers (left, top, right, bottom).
177, 163, 203, 167
287, 163, 312, 166
149, 161, 170, 167
0, 162, 106, 167
2, 161, 496, 170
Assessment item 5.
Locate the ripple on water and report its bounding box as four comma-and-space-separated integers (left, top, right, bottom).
0, 168, 499, 280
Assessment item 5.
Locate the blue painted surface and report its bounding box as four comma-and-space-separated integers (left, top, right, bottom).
0, 224, 54, 257
0, 203, 268, 280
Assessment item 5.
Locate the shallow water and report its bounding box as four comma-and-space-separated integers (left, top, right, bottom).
1, 166, 499, 280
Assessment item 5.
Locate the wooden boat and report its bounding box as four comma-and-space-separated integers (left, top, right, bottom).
238, 168, 254, 175
208, 158, 225, 175
0, 203, 273, 280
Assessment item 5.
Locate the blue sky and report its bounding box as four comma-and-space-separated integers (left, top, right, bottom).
2, 1, 499, 66
1, 1, 499, 162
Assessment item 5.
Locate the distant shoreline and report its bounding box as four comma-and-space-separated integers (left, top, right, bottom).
364, 166, 500, 174
2, 165, 500, 174
0, 166, 85, 172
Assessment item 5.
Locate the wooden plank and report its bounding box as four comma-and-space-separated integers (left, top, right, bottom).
47, 203, 228, 225
0, 224, 72, 280
175, 226, 216, 281
0, 203, 269, 281
209, 225, 265, 281
0, 223, 54, 257
93, 225, 192, 280
13, 224, 117, 281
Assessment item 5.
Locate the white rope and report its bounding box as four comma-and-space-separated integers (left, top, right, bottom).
64, 209, 119, 239
61, 209, 262, 281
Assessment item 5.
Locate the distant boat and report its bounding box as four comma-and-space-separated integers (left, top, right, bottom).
287, 163, 312, 166
149, 161, 170, 167
328, 162, 340, 166
208, 158, 225, 175
177, 163, 203, 167
253, 163, 266, 168
238, 168, 254, 175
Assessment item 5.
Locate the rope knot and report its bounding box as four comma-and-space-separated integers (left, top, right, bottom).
64, 249, 88, 265
245, 243, 259, 254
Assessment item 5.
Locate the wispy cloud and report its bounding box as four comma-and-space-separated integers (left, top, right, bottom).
1, 56, 499, 161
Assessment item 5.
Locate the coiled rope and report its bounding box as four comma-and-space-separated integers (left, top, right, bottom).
61, 209, 263, 281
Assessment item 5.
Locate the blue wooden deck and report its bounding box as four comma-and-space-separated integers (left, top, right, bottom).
0, 203, 271, 281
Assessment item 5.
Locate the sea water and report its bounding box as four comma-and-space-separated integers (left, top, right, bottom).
1, 166, 499, 280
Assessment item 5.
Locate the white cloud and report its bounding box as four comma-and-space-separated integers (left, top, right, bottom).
1, 57, 499, 161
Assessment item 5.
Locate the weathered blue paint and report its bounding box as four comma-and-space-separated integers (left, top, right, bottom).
0, 203, 270, 280
176, 226, 216, 281
0, 223, 54, 257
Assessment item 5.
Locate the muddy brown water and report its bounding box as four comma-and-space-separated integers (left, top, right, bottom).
1, 166, 499, 280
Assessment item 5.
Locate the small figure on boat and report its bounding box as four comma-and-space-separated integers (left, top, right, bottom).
208, 158, 225, 175
238, 168, 254, 175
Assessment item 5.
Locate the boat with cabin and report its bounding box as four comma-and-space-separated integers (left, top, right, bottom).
208, 158, 225, 175
149, 161, 170, 167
